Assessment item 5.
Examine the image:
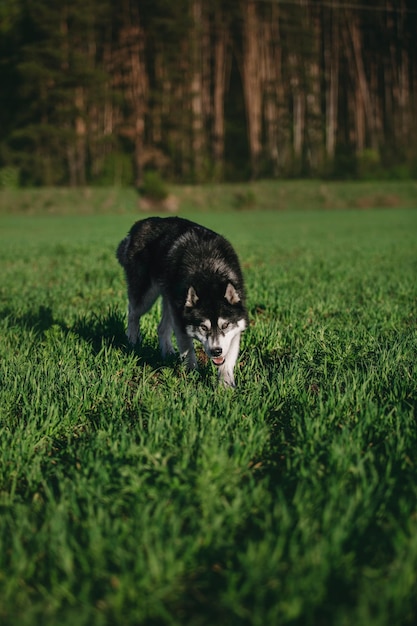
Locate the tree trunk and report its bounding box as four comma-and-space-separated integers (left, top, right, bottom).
117, 1, 148, 186
261, 2, 281, 176
130, 29, 147, 186
240, 0, 263, 178
190, 0, 205, 180
305, 8, 323, 174
288, 51, 305, 173
346, 13, 376, 151
212, 5, 229, 179
74, 86, 87, 186
324, 7, 339, 161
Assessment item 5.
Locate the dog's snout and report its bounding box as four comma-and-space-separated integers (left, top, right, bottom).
211, 347, 222, 357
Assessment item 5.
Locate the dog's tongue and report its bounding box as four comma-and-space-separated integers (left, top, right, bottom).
212, 356, 225, 366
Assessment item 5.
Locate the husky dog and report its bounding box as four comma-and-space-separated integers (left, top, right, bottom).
116, 217, 248, 387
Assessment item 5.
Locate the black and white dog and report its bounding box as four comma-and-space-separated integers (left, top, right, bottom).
116, 217, 248, 387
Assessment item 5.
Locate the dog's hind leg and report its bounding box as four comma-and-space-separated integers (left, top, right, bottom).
158, 299, 175, 358
127, 300, 141, 344
126, 277, 159, 345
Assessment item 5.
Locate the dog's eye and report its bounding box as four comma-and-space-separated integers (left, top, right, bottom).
221, 321, 230, 330
200, 324, 209, 333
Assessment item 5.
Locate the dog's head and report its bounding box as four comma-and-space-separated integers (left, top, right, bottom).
183, 283, 247, 366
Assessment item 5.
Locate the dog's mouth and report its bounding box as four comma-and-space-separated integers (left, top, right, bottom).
211, 356, 225, 367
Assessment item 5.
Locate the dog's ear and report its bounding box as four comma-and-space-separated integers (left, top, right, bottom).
185, 286, 199, 308
225, 283, 240, 305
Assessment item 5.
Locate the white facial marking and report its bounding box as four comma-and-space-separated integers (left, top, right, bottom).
211, 319, 243, 358
237, 318, 247, 332
186, 318, 211, 342
218, 317, 235, 333
199, 320, 211, 333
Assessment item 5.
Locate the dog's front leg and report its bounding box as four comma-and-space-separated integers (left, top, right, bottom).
127, 301, 141, 345
174, 329, 198, 370
158, 299, 175, 358
217, 332, 241, 388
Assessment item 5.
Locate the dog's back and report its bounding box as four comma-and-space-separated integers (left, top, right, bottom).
117, 217, 205, 267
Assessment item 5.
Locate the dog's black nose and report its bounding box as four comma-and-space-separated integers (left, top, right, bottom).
211, 347, 222, 357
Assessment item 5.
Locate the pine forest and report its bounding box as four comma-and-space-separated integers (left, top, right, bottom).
0, 0, 416, 186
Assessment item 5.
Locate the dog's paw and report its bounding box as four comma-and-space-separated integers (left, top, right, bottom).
219, 373, 236, 388
160, 344, 176, 359
180, 349, 198, 371
126, 330, 141, 347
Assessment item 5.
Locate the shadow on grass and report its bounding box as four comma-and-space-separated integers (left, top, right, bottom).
1, 304, 56, 335
1, 304, 167, 369
71, 307, 128, 352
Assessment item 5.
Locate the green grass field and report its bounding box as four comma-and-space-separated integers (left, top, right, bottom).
1, 202, 417, 625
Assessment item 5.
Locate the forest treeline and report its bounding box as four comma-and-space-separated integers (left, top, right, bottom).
1, 0, 416, 186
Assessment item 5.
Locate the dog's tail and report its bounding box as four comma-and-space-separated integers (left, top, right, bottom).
116, 235, 130, 267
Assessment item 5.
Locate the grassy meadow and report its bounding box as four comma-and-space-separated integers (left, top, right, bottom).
0, 186, 417, 625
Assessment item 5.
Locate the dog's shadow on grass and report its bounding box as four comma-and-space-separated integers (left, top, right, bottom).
1, 305, 56, 336
71, 309, 127, 352
2, 304, 165, 368
72, 309, 173, 369
70, 309, 215, 375
3, 304, 219, 379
